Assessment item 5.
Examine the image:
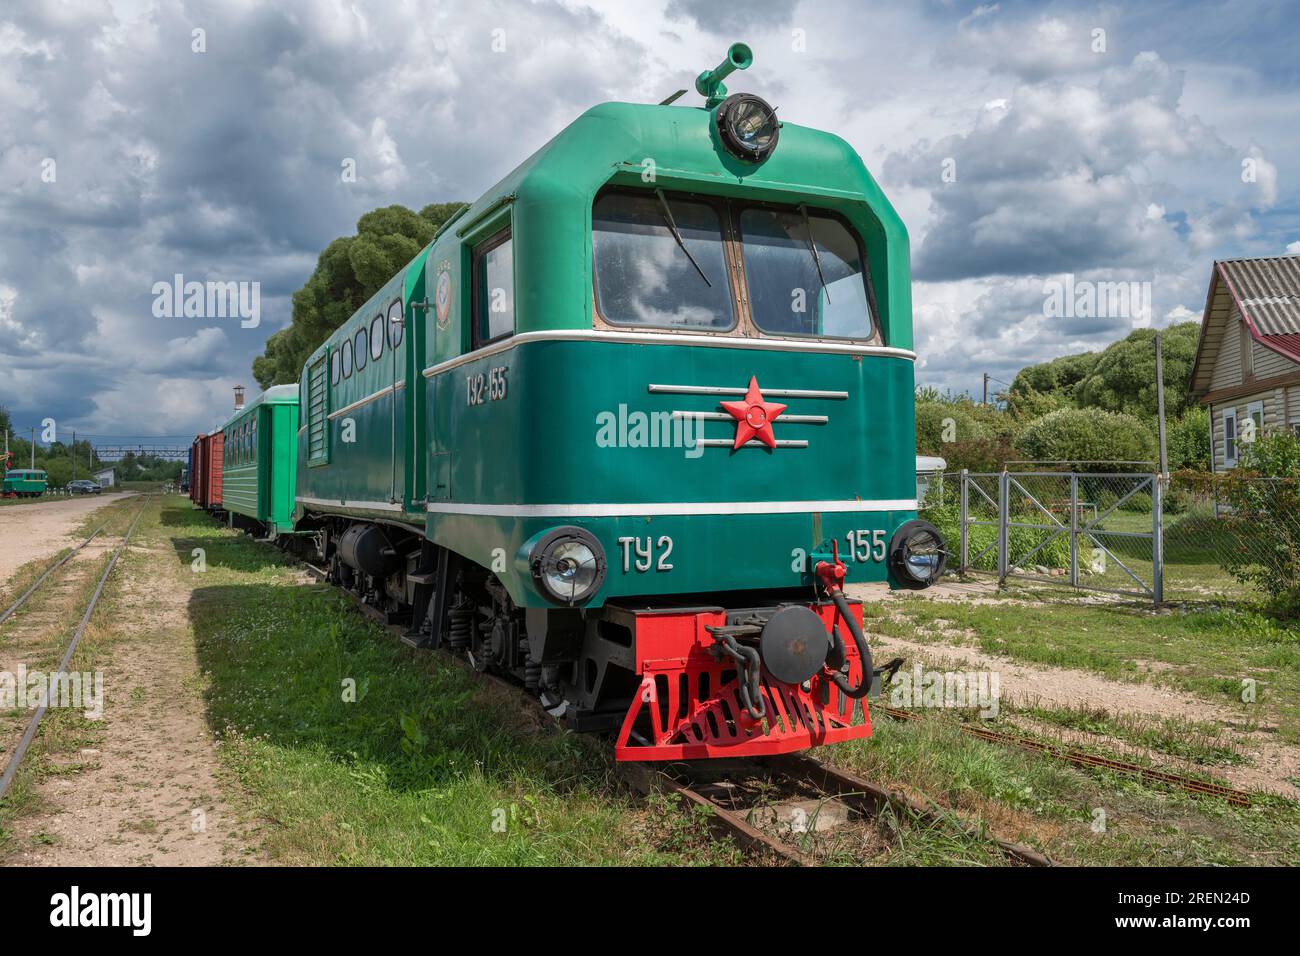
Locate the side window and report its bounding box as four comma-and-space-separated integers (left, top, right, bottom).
370, 315, 384, 361
387, 299, 404, 349
342, 338, 354, 378
330, 348, 341, 386
251, 418, 257, 458
354, 328, 368, 371
473, 230, 514, 347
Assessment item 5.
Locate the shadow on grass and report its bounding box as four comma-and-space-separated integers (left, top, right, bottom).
186, 581, 611, 797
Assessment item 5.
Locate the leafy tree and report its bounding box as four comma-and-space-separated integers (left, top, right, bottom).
1166, 406, 1210, 471
1015, 407, 1157, 470
1007, 322, 1200, 420
1073, 323, 1200, 418
253, 202, 467, 389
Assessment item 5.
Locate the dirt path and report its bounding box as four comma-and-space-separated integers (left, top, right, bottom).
0, 493, 136, 593
4, 498, 257, 865
870, 630, 1300, 797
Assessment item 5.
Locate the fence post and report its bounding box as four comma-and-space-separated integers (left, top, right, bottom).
1152, 473, 1164, 604
998, 470, 1009, 585
959, 469, 969, 572
1069, 473, 1079, 588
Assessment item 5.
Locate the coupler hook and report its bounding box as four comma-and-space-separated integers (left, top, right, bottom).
706, 625, 767, 721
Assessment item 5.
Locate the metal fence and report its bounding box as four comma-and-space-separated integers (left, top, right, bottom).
927, 469, 1300, 605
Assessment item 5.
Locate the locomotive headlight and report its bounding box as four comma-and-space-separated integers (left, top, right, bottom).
716, 93, 780, 162
530, 527, 606, 606
888, 520, 947, 590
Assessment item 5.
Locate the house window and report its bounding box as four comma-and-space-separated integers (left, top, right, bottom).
473, 230, 514, 347
1246, 400, 1264, 445
1223, 407, 1238, 467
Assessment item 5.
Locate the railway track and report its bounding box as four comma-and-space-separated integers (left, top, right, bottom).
881, 706, 1253, 807
0, 496, 151, 802
299, 558, 1053, 866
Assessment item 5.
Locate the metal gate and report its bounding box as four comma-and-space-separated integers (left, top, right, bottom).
958, 471, 1163, 602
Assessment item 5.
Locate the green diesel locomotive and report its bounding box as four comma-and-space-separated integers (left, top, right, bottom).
213, 45, 945, 761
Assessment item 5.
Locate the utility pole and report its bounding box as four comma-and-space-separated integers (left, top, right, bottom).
30, 426, 35, 470
72, 429, 77, 481
1155, 331, 1169, 476
983, 372, 990, 405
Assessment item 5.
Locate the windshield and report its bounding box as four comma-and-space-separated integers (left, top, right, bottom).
592, 191, 735, 331
738, 206, 875, 339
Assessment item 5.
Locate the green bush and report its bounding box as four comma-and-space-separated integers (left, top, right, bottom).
915, 401, 987, 454
1218, 433, 1300, 616
1016, 407, 1156, 470
923, 503, 1072, 573
1167, 406, 1210, 471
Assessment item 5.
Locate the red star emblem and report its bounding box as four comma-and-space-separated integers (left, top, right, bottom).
721, 376, 787, 449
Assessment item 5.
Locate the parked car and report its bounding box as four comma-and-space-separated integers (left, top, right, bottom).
68, 479, 102, 495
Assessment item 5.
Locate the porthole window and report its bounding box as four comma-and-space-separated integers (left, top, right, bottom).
354, 328, 368, 371
370, 315, 384, 361
388, 299, 404, 348
342, 338, 353, 378
330, 349, 340, 385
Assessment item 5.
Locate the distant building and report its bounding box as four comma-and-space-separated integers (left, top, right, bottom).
94, 468, 116, 488
1189, 255, 1300, 471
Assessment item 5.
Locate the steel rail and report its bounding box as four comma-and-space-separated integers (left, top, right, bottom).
0, 496, 151, 801
0, 524, 113, 626
882, 707, 1251, 807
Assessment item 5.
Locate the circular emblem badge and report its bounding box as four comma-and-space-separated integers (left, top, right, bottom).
434, 263, 453, 330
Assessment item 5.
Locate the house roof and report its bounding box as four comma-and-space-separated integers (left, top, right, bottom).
1189, 255, 1300, 396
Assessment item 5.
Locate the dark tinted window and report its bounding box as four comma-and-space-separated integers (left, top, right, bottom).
592, 191, 733, 330
387, 300, 404, 349
737, 207, 874, 340
354, 328, 367, 371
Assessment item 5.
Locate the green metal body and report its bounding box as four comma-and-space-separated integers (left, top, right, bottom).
294, 96, 919, 609
221, 385, 300, 534
2, 469, 48, 496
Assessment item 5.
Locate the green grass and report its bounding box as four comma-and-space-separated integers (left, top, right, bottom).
830, 711, 1300, 865
867, 594, 1300, 744
1006, 703, 1246, 767
169, 503, 708, 866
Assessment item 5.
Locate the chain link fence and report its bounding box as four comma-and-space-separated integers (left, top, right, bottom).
921, 467, 1300, 606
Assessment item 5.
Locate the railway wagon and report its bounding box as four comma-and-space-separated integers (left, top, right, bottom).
286, 44, 944, 761
220, 385, 300, 535
189, 430, 224, 511
2, 468, 48, 498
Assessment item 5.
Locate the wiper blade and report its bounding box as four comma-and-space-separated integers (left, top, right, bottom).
799, 203, 830, 304
655, 188, 711, 287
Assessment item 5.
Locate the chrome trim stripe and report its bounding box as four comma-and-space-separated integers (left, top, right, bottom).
421, 330, 914, 379
329, 385, 396, 419
425, 499, 916, 517
694, 438, 808, 448
651, 384, 848, 399
670, 410, 828, 424
296, 496, 404, 512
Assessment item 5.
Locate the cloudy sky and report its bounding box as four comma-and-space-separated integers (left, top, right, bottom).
1, 0, 1297, 443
